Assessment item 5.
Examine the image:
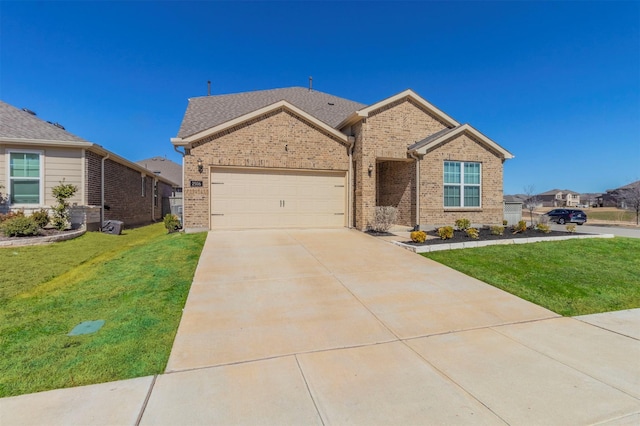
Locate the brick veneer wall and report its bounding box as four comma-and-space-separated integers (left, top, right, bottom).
85, 151, 170, 227
377, 161, 415, 226
419, 133, 504, 226
184, 108, 349, 230
353, 97, 449, 230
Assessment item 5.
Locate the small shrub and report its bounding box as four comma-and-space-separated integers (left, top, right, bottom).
455, 218, 471, 231
502, 219, 508, 226
536, 223, 551, 233
466, 227, 479, 239
566, 224, 577, 233
513, 220, 527, 233
410, 230, 427, 243
370, 206, 398, 233
51, 180, 78, 230
31, 209, 50, 228
163, 214, 181, 233
490, 225, 504, 236
0, 210, 24, 223
437, 226, 454, 240
1, 215, 40, 237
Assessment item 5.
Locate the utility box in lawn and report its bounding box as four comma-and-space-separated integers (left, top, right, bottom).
102, 220, 123, 235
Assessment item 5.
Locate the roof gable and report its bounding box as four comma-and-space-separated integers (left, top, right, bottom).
172, 100, 350, 146
338, 89, 460, 129
176, 87, 365, 138
409, 123, 514, 160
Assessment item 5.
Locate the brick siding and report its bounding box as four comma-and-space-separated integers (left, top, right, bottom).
353, 97, 448, 229
419, 133, 504, 226
86, 151, 170, 227
184, 108, 349, 230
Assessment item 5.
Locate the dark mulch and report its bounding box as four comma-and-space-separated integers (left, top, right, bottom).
404, 227, 582, 246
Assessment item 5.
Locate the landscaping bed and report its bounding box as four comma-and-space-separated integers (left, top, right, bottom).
405, 227, 579, 246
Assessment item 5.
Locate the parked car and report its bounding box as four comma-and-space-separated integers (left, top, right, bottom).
545, 209, 587, 225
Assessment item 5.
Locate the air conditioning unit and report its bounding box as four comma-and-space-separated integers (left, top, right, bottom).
102, 220, 123, 235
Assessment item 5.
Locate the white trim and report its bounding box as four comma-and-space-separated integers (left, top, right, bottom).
337, 89, 460, 129
172, 100, 349, 147
413, 124, 514, 160
6, 148, 45, 207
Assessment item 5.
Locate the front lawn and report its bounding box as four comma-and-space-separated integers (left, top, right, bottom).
422, 237, 640, 316
0, 224, 207, 397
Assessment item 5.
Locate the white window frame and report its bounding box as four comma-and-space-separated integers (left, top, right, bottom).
443, 160, 482, 208
6, 149, 45, 207
141, 174, 146, 197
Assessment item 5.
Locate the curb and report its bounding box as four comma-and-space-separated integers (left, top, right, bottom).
393, 233, 616, 253
0, 228, 86, 248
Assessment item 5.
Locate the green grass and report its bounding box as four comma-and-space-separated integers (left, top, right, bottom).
0, 224, 207, 397
422, 237, 640, 317
585, 209, 636, 222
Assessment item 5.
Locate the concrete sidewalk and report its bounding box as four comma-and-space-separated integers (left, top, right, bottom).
2, 229, 639, 425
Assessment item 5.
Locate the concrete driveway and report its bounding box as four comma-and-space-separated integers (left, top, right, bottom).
2, 229, 639, 425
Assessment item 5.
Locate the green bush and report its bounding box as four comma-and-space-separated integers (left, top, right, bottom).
513, 220, 527, 233
51, 180, 78, 230
502, 219, 508, 226
466, 227, 479, 239
1, 216, 40, 237
490, 225, 505, 236
566, 224, 577, 233
410, 230, 427, 243
536, 223, 552, 233
0, 210, 24, 223
31, 209, 50, 228
163, 214, 181, 233
437, 226, 454, 240
455, 218, 470, 231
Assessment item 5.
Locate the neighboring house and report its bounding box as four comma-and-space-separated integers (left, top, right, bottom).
599, 180, 640, 208
171, 87, 514, 232
535, 189, 581, 207
137, 155, 183, 222
0, 101, 174, 230
137, 156, 182, 197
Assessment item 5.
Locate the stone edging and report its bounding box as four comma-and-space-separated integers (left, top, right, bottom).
0, 228, 86, 247
393, 233, 616, 253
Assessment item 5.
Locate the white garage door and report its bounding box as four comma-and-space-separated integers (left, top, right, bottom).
210, 168, 346, 229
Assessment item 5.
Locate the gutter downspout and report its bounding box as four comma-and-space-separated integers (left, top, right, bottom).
347, 136, 355, 228
173, 145, 186, 226
100, 153, 110, 230
409, 150, 420, 230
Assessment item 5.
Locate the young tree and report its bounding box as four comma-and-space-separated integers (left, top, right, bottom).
51, 180, 78, 230
616, 182, 640, 225
523, 185, 540, 226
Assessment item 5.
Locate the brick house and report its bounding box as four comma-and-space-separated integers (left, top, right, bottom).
0, 101, 174, 230
171, 87, 514, 232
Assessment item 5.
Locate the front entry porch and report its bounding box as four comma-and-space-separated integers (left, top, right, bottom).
376, 159, 416, 227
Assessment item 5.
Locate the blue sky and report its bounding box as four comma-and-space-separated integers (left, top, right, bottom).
1, 1, 638, 194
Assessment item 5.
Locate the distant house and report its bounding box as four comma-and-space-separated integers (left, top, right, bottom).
535, 189, 581, 207
598, 181, 640, 208
137, 156, 182, 197
0, 101, 174, 230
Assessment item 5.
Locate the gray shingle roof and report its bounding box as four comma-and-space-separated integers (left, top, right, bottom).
176, 87, 366, 138
407, 126, 458, 151
137, 156, 182, 187
0, 100, 90, 143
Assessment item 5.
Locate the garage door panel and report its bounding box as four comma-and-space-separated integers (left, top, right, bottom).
210, 168, 346, 229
